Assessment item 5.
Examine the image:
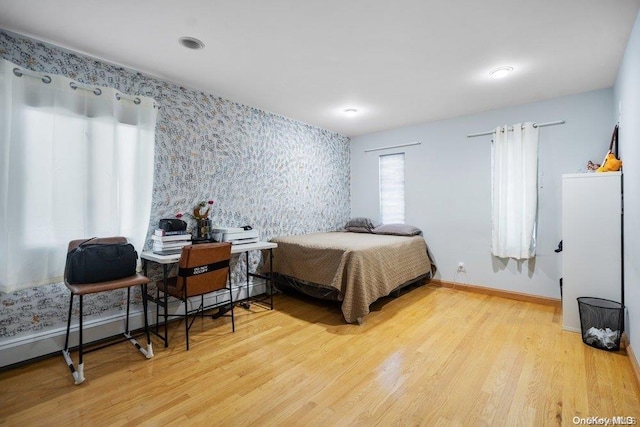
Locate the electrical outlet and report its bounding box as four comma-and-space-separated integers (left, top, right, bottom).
457, 262, 465, 272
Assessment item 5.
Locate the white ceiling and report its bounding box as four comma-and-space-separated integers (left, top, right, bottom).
1, 0, 639, 137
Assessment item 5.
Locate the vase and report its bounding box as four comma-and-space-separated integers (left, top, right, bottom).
196, 219, 211, 239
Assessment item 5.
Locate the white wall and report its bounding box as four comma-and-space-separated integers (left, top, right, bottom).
351, 89, 614, 298
614, 10, 640, 350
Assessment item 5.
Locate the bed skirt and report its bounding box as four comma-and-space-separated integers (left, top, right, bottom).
273, 271, 432, 303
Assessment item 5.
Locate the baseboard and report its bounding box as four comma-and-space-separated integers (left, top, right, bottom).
627, 344, 640, 389
561, 325, 582, 333
0, 280, 266, 369
430, 279, 562, 309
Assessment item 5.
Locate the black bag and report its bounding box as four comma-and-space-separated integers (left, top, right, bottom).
158, 218, 187, 232
66, 239, 138, 284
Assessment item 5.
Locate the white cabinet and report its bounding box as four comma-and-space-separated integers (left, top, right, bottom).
561, 172, 622, 332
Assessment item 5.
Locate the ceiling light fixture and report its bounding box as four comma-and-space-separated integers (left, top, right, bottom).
344, 108, 358, 116
489, 66, 514, 79
179, 36, 205, 50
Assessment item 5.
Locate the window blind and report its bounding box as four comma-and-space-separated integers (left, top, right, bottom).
379, 153, 405, 224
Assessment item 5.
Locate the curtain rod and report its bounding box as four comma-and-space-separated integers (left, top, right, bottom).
69, 81, 103, 96
364, 141, 421, 153
12, 67, 52, 84
467, 120, 565, 138
12, 66, 148, 106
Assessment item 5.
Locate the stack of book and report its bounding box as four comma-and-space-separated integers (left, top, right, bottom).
152, 229, 192, 255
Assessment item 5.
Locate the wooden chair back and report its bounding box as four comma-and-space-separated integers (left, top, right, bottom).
175, 242, 232, 297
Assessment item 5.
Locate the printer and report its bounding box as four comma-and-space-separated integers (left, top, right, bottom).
213, 227, 259, 245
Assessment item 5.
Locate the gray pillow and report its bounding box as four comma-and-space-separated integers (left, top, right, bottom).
372, 224, 422, 236
345, 217, 377, 233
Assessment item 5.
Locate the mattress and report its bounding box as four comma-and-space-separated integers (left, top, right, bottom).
270, 231, 435, 323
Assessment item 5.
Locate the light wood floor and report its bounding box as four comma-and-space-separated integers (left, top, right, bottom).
1, 285, 639, 426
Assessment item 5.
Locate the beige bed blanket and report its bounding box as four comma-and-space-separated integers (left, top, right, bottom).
270, 232, 435, 323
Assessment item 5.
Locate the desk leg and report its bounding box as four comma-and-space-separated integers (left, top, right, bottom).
269, 248, 274, 310
163, 264, 169, 348
246, 251, 250, 303
238, 251, 251, 309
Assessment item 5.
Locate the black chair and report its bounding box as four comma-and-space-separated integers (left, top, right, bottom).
62, 237, 153, 385
152, 242, 234, 350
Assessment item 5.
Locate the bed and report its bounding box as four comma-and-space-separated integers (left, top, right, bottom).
270, 231, 436, 323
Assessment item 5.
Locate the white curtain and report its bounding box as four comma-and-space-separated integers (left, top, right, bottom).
491, 122, 539, 259
0, 58, 157, 293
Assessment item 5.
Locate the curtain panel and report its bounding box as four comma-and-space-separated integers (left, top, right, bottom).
491, 122, 539, 259
0, 58, 157, 293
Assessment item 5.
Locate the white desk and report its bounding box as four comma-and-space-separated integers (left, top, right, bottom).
141, 241, 278, 347
141, 241, 277, 264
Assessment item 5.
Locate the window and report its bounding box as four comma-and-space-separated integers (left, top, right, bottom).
0, 59, 157, 293
379, 153, 405, 224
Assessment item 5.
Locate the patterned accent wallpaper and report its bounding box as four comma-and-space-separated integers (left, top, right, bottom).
0, 30, 350, 341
